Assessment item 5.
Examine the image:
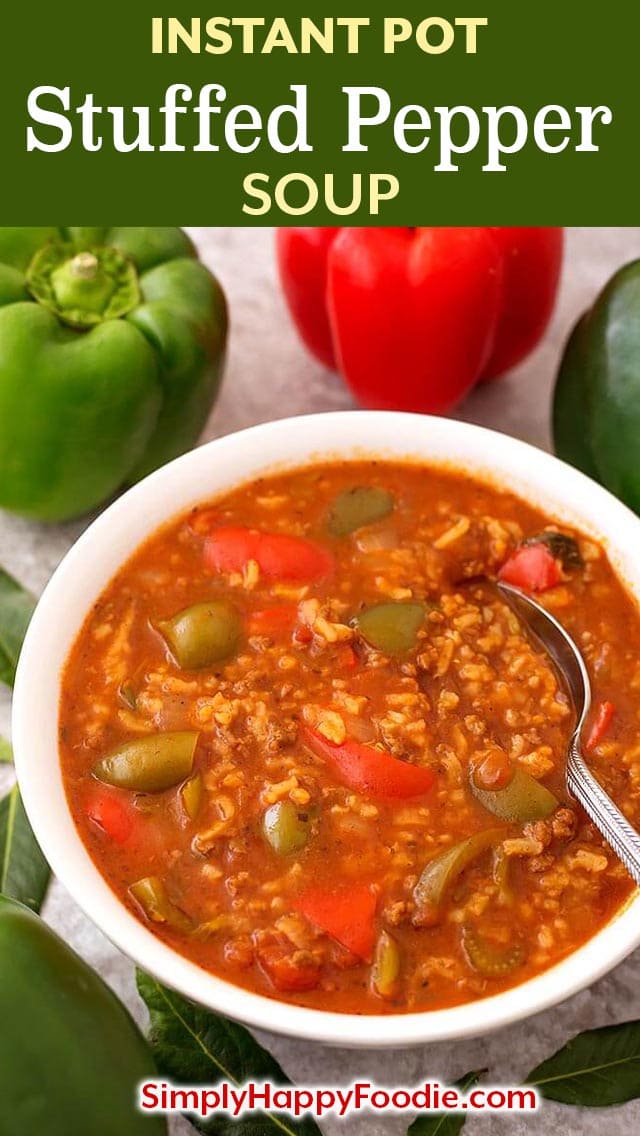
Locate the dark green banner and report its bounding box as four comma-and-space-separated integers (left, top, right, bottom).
0, 2, 636, 223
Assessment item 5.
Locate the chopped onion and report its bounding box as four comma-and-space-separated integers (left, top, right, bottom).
356, 528, 398, 553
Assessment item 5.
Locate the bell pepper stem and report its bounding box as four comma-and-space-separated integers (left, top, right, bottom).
26, 241, 141, 329
70, 252, 100, 279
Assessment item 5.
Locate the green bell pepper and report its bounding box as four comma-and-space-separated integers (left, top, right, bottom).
326, 486, 395, 537
0, 226, 227, 521
413, 827, 505, 914
156, 600, 241, 670
470, 766, 558, 823
371, 931, 401, 999
553, 260, 640, 512
0, 893, 165, 1134
262, 799, 311, 855
461, 924, 525, 978
355, 601, 427, 655
94, 730, 199, 792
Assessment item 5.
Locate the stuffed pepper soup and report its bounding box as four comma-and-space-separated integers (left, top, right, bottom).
59, 461, 640, 1014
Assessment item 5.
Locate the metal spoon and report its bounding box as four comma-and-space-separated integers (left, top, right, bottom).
497, 580, 640, 887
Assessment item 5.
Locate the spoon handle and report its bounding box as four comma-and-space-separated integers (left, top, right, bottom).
568, 741, 640, 887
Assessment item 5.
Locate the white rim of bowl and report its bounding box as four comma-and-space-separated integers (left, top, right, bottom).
11, 411, 640, 1047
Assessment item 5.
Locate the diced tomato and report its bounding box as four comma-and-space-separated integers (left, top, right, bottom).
296, 884, 377, 961
473, 745, 512, 790
86, 789, 135, 844
293, 624, 313, 646
247, 605, 298, 637
256, 941, 321, 992
585, 700, 615, 752
498, 544, 562, 592
302, 725, 436, 799
205, 526, 334, 581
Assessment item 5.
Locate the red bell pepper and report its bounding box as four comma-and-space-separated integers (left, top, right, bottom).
276, 227, 563, 414
205, 526, 334, 582
585, 701, 615, 752
86, 788, 135, 844
296, 884, 377, 961
483, 227, 565, 379
498, 543, 562, 593
276, 227, 338, 369
302, 725, 436, 798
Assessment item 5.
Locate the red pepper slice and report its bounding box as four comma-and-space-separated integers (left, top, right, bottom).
585, 700, 615, 752
296, 884, 377, 961
498, 544, 562, 593
247, 605, 297, 637
86, 789, 135, 844
302, 726, 435, 799
205, 526, 334, 582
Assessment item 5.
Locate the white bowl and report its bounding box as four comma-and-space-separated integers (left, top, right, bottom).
12, 411, 640, 1048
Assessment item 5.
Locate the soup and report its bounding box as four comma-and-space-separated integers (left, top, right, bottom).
59, 461, 639, 1014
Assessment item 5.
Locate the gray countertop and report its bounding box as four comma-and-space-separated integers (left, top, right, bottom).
2, 226, 640, 1136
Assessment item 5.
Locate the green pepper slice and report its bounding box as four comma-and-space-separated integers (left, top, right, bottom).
462, 924, 525, 977
129, 877, 192, 933
493, 844, 514, 906
180, 773, 204, 820
355, 601, 426, 655
157, 600, 241, 670
470, 766, 558, 823
94, 731, 199, 792
371, 931, 401, 999
262, 800, 310, 855
327, 486, 394, 537
118, 681, 138, 711
414, 828, 505, 912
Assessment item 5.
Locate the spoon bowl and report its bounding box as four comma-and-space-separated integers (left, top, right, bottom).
12, 411, 640, 1045
497, 580, 640, 886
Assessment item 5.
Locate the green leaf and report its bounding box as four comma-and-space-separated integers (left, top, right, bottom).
0, 568, 36, 688
0, 784, 50, 911
0, 738, 12, 763
136, 971, 322, 1136
407, 1071, 485, 1136
527, 1020, 640, 1106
